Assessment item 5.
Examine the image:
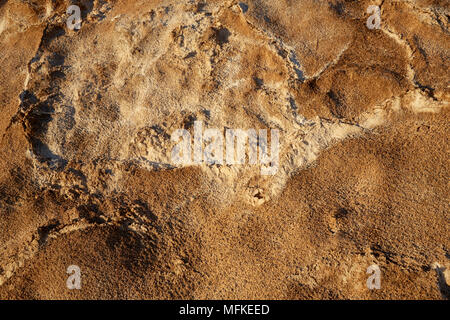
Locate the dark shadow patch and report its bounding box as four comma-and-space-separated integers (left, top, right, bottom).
421, 265, 431, 272
213, 27, 231, 46
183, 114, 197, 130
254, 191, 263, 200
42, 25, 66, 47
19, 90, 39, 112
413, 35, 429, 65
329, 1, 345, 16
289, 52, 305, 82
289, 97, 298, 111
196, 2, 206, 12
334, 207, 349, 219
132, 200, 158, 222
239, 3, 249, 13
79, 0, 95, 20
29, 137, 68, 170
370, 244, 396, 264
307, 79, 319, 93
415, 81, 438, 101
38, 220, 60, 246
434, 266, 450, 299
253, 76, 264, 89
25, 99, 55, 137
184, 51, 197, 59
327, 90, 345, 118
201, 109, 211, 120
48, 52, 65, 67
77, 203, 105, 224
49, 70, 65, 79
327, 90, 342, 107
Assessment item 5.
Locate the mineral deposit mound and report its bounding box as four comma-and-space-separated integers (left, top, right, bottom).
0, 0, 448, 299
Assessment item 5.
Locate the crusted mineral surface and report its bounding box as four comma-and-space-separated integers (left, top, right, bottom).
0, 0, 449, 299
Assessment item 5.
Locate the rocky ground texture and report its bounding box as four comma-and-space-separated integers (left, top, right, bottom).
0, 0, 449, 299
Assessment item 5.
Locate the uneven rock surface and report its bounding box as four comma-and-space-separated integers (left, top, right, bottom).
0, 0, 448, 299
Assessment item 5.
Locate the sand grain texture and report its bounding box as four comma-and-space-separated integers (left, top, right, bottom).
0, 0, 449, 299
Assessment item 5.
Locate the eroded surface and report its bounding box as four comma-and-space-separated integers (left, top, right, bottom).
0, 0, 448, 299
